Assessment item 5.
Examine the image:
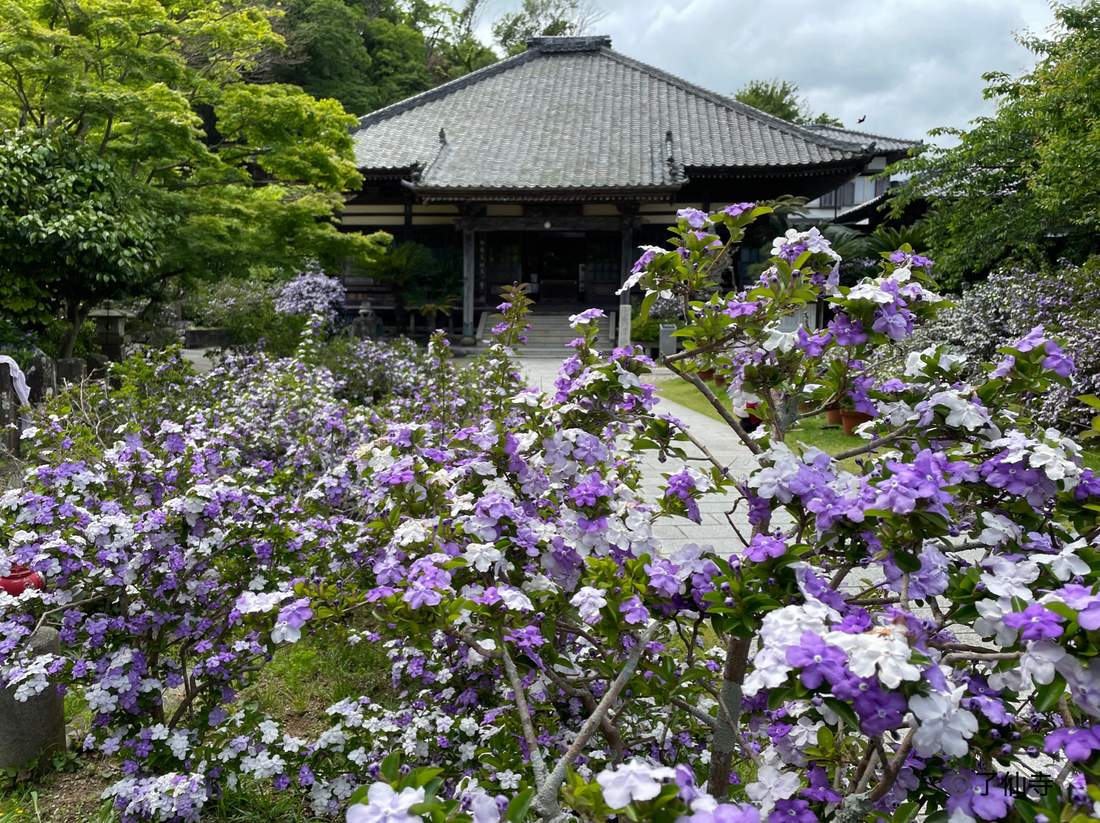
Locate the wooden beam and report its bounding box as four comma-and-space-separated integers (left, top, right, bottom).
461, 216, 638, 233
462, 228, 475, 341
619, 219, 634, 346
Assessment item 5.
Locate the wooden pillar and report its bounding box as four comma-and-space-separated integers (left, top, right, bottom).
618, 220, 634, 347
462, 227, 475, 342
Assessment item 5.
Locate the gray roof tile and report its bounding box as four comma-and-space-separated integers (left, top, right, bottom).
803, 124, 921, 156
350, 37, 871, 192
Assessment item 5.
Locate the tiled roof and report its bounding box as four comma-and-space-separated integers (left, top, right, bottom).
350, 36, 868, 194
803, 124, 921, 157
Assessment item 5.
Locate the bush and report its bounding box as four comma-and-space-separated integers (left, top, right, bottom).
184, 276, 308, 356
908, 257, 1100, 430
6, 215, 1100, 823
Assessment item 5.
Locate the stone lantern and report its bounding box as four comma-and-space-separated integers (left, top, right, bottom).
88, 303, 137, 361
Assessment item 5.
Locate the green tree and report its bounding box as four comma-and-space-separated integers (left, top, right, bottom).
361, 240, 439, 333
358, 15, 436, 111
733, 78, 843, 127
273, 0, 379, 116
888, 2, 1100, 287
491, 0, 603, 56
0, 0, 388, 353
274, 0, 497, 114
0, 130, 164, 356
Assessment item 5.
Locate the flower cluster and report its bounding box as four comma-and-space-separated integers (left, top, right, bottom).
274, 265, 348, 325
5, 209, 1100, 823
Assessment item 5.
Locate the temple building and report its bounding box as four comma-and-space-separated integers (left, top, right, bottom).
343, 34, 917, 343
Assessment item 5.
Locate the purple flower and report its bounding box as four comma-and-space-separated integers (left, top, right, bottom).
723, 203, 755, 217
1041, 340, 1075, 377
1044, 727, 1100, 762
852, 685, 907, 735
645, 559, 682, 598
619, 596, 650, 625
677, 208, 711, 228
1014, 326, 1047, 352
744, 534, 786, 563
569, 308, 606, 328
828, 314, 866, 346
276, 598, 312, 630
1002, 604, 1064, 641
769, 799, 817, 823
785, 631, 846, 689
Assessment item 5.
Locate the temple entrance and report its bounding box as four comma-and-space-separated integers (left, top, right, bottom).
525, 233, 586, 302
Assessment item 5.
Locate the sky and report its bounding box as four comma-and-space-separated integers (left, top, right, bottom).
475, 0, 1061, 146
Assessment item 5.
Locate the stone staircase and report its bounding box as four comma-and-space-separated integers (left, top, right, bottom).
477, 311, 617, 358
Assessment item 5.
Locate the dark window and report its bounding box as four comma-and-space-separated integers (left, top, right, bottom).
588, 236, 620, 282
819, 181, 856, 208
874, 176, 891, 197
485, 236, 521, 283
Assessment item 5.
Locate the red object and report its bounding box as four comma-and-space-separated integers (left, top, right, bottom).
0, 564, 44, 597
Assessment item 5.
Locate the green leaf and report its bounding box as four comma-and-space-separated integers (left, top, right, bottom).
1033, 672, 1067, 713
505, 788, 537, 823
381, 752, 401, 783
893, 802, 920, 823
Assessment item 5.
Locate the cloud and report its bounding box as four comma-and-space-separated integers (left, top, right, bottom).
479, 0, 1058, 145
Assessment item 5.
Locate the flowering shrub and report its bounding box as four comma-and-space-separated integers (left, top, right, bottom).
908, 258, 1100, 430
4, 208, 1100, 823
275, 265, 348, 326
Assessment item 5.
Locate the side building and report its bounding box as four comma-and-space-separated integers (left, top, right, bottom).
342, 34, 903, 343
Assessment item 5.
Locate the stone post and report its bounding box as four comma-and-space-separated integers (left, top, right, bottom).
24, 349, 56, 406
0, 362, 18, 457
0, 628, 67, 769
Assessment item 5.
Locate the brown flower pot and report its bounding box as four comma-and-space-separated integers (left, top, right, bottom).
840, 410, 873, 436
826, 408, 842, 425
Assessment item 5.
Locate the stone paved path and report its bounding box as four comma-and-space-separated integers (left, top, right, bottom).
517, 359, 760, 557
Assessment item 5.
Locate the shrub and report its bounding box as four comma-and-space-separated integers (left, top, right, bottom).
4, 212, 1100, 823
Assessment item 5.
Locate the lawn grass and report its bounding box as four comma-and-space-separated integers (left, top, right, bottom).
653, 373, 860, 462
654, 371, 1100, 472
0, 621, 393, 823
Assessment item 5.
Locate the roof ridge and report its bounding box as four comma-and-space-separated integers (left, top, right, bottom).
351, 50, 541, 132
596, 48, 863, 156
805, 123, 922, 147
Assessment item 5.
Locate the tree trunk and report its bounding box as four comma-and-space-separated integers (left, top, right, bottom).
394, 292, 408, 334
707, 634, 752, 797
58, 299, 87, 359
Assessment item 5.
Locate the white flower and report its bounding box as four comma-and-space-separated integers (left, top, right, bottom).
464, 543, 503, 573
1033, 540, 1090, 581
904, 347, 965, 378
745, 765, 801, 815
978, 514, 1023, 548
596, 759, 676, 809
826, 624, 921, 689
570, 586, 608, 623
979, 556, 1037, 599
1021, 641, 1067, 686
973, 598, 1018, 646
498, 587, 534, 612
930, 391, 989, 431
743, 646, 793, 697
347, 783, 425, 823
909, 686, 977, 757
270, 621, 301, 644
847, 282, 894, 304
495, 770, 521, 791
762, 326, 798, 354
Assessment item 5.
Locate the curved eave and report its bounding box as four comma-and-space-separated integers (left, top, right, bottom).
685, 157, 867, 180
402, 184, 683, 204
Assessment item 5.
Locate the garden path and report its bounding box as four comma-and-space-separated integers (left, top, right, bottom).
517, 359, 758, 558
